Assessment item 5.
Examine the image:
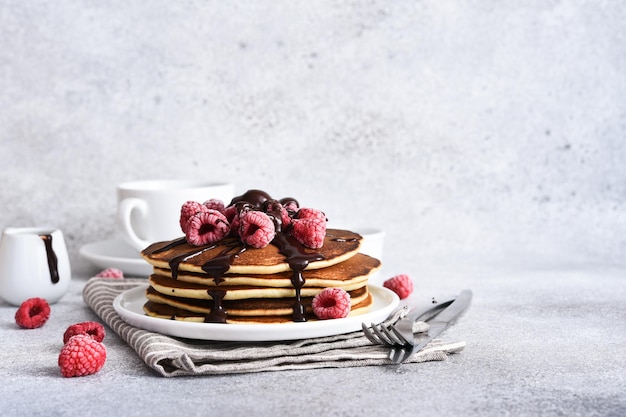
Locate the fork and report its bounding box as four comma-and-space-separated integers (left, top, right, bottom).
362, 296, 455, 363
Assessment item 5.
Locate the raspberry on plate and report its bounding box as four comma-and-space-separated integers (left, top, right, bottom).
185, 209, 230, 246
180, 201, 208, 234
263, 199, 291, 229
383, 274, 414, 299
95, 268, 124, 279
15, 297, 51, 329
281, 198, 299, 213
239, 210, 276, 248
295, 207, 327, 222
291, 217, 326, 249
223, 205, 241, 237
58, 334, 107, 378
312, 288, 351, 319
63, 321, 106, 344
203, 198, 226, 214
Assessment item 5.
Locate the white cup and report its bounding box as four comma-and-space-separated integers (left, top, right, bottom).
116, 180, 235, 251
334, 226, 385, 284
354, 227, 385, 261
0, 227, 72, 305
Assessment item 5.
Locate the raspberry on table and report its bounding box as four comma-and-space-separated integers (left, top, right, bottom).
185, 209, 231, 246
63, 321, 106, 344
179, 201, 208, 234
312, 288, 351, 319
239, 210, 276, 248
58, 334, 107, 378
95, 268, 124, 279
383, 274, 414, 299
15, 297, 51, 329
291, 217, 326, 249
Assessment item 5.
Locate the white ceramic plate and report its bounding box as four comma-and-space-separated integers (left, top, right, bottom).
113, 284, 399, 342
80, 238, 152, 277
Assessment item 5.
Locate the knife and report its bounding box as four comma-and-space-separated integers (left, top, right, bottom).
391, 294, 456, 335
393, 289, 472, 364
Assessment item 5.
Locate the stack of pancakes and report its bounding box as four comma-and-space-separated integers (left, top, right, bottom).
141, 229, 380, 324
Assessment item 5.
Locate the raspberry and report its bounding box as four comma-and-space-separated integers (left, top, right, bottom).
239, 210, 276, 248
296, 207, 327, 222
223, 204, 238, 222
15, 297, 51, 329
263, 200, 291, 229
95, 268, 124, 279
291, 217, 326, 249
63, 321, 106, 344
312, 288, 351, 319
281, 198, 299, 213
223, 205, 241, 237
58, 334, 106, 378
383, 274, 414, 299
185, 209, 230, 246
179, 201, 208, 234
203, 198, 226, 214
279, 205, 292, 228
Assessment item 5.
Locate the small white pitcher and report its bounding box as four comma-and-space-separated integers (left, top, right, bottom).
0, 227, 71, 305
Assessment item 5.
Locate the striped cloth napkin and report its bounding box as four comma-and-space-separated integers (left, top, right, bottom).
83, 277, 466, 377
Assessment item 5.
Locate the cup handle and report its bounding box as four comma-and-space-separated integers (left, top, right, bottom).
116, 198, 150, 251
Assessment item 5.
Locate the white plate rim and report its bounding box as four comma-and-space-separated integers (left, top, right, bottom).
113, 284, 399, 342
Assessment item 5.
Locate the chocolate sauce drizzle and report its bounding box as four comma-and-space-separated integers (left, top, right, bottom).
39, 234, 59, 284
271, 232, 323, 321
205, 289, 227, 323
168, 245, 215, 281
151, 237, 187, 254
331, 237, 358, 243
200, 240, 247, 285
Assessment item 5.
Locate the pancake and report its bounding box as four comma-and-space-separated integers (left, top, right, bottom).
151, 252, 380, 288
143, 291, 374, 324
145, 285, 370, 317
141, 228, 362, 275
149, 274, 369, 300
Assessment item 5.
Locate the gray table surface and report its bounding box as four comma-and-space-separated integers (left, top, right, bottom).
1, 262, 624, 417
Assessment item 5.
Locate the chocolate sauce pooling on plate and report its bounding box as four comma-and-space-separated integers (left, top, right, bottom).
39, 234, 60, 284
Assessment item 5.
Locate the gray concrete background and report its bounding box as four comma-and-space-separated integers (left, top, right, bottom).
2, 1, 626, 275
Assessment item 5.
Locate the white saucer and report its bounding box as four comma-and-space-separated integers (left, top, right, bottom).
80, 238, 152, 277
